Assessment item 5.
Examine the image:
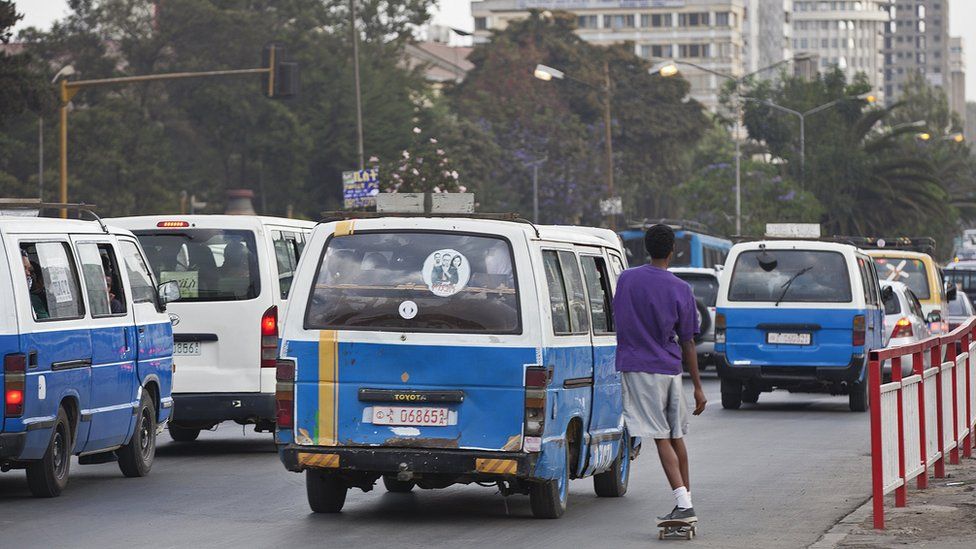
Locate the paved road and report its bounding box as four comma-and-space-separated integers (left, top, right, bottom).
0, 375, 870, 548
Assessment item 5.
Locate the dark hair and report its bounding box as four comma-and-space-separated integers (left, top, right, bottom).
644, 224, 675, 260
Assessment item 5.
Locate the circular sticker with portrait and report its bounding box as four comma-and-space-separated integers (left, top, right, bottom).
422, 249, 471, 297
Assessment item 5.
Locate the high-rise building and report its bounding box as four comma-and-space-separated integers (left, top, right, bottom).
743, 0, 794, 74
792, 1, 891, 101
470, 1, 749, 111
883, 0, 950, 105
948, 37, 965, 122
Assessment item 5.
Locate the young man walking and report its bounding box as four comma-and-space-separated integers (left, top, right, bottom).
613, 224, 707, 525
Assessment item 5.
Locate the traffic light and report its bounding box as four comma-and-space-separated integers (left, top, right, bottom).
263, 43, 299, 98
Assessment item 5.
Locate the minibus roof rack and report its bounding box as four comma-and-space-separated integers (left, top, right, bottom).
319, 211, 541, 238
0, 199, 107, 233
834, 236, 936, 255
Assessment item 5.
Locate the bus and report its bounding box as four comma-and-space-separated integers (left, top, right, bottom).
618, 221, 731, 268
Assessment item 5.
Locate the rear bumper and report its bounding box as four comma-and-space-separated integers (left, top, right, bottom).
0, 431, 26, 460
279, 444, 537, 478
170, 392, 274, 426
716, 353, 864, 384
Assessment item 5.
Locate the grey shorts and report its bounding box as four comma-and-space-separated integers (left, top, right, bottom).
621, 371, 690, 439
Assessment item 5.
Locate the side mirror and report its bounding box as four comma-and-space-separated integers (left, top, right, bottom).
945, 282, 958, 301
158, 280, 181, 308
881, 286, 894, 302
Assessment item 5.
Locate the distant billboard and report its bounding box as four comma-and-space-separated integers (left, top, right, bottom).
342, 168, 379, 209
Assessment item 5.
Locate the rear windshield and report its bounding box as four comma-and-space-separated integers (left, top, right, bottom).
305, 231, 520, 333
135, 229, 261, 302
728, 250, 852, 303
675, 273, 719, 307
882, 287, 901, 315
945, 269, 976, 294
872, 257, 931, 300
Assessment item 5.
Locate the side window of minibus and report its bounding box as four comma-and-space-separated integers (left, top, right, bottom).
867, 261, 882, 307
20, 242, 86, 321
76, 242, 127, 317
558, 251, 590, 334
119, 240, 158, 304
272, 230, 298, 298
543, 251, 572, 334
581, 255, 614, 333
857, 257, 876, 306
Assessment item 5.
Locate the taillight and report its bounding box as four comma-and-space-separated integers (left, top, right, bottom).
853, 315, 866, 346
5, 353, 27, 417
524, 366, 549, 450
275, 359, 295, 428
261, 306, 278, 368
156, 221, 190, 228
891, 317, 914, 339
715, 313, 726, 344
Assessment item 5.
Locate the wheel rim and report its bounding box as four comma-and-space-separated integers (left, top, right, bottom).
52, 425, 68, 479
138, 410, 154, 460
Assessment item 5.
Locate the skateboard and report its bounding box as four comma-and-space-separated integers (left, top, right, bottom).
658, 520, 697, 540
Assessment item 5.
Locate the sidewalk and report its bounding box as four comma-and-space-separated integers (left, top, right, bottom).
814, 457, 976, 548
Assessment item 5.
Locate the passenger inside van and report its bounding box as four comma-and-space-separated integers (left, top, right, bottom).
21, 250, 49, 319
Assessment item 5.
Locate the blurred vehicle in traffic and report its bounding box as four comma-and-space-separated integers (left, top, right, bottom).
943, 260, 976, 303
868, 250, 953, 335
880, 280, 931, 378
619, 220, 730, 268
109, 215, 314, 442
670, 267, 719, 368
946, 286, 975, 331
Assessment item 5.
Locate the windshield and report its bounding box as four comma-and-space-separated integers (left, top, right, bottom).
728, 250, 852, 303
135, 229, 260, 302
305, 232, 520, 333
872, 257, 931, 300
622, 232, 691, 267
945, 269, 976, 294
675, 273, 719, 306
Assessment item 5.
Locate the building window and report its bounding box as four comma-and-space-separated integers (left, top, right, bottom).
651, 44, 673, 58
577, 15, 598, 29
678, 12, 709, 27
603, 14, 635, 29
715, 12, 730, 27
641, 13, 670, 27
474, 17, 487, 31
678, 44, 709, 58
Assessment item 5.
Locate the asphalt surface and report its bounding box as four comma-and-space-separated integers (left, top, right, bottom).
0, 374, 871, 548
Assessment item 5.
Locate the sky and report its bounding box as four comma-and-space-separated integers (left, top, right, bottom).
11, 0, 976, 100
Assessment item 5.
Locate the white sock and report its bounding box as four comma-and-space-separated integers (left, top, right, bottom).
673, 486, 693, 509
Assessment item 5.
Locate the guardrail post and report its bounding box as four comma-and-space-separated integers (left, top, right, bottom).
963, 332, 973, 459
950, 339, 960, 466
932, 343, 946, 479
913, 349, 928, 489
892, 355, 907, 507
869, 350, 885, 529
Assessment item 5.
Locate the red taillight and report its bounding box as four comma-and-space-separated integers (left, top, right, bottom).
261, 306, 278, 368
524, 367, 549, 443
891, 317, 914, 339
715, 312, 726, 343
4, 353, 26, 417
275, 359, 295, 428
156, 221, 190, 228
853, 315, 866, 346
525, 368, 548, 388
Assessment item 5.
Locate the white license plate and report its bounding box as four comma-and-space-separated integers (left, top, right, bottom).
767, 332, 811, 345
174, 341, 201, 356
371, 406, 449, 427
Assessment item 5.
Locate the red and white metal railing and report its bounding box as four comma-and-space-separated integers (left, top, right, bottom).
868, 317, 976, 529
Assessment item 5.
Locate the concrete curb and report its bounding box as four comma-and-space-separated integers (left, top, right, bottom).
807, 496, 873, 549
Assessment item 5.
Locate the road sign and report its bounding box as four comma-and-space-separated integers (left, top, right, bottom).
343, 168, 379, 209
765, 223, 821, 238
600, 197, 622, 216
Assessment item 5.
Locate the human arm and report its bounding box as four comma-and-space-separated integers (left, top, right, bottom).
681, 340, 706, 415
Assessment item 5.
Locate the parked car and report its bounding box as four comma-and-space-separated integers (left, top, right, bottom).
108, 215, 314, 441
0, 213, 178, 497
946, 287, 975, 331
670, 267, 719, 368
880, 280, 931, 378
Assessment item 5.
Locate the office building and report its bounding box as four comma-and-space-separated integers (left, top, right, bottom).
792, 1, 891, 101
471, 0, 749, 111
948, 36, 965, 121
743, 0, 794, 75
883, 0, 950, 105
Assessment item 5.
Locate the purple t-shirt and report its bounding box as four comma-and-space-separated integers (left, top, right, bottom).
613, 265, 699, 375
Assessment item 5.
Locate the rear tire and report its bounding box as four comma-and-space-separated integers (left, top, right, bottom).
382, 475, 415, 493
26, 407, 71, 497
593, 430, 630, 497
118, 393, 156, 477
741, 388, 760, 404
306, 469, 348, 513
168, 424, 201, 442
720, 378, 742, 410
849, 379, 869, 412
530, 441, 570, 518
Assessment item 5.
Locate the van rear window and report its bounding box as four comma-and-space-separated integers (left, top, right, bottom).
135, 230, 260, 302
728, 250, 852, 303
305, 232, 520, 333
873, 257, 931, 300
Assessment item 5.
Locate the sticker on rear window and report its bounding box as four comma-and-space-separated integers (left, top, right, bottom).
422, 249, 471, 297
161, 271, 199, 299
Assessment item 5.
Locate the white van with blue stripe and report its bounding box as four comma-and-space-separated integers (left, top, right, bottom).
0, 207, 178, 497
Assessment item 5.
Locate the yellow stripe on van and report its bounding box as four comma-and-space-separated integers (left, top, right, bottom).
298, 452, 340, 469
334, 220, 355, 237
475, 458, 518, 475
317, 330, 339, 446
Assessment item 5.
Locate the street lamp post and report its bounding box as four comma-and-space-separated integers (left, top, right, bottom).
533, 62, 617, 229
524, 156, 548, 223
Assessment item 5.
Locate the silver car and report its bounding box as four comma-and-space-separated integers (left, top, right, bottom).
670, 267, 719, 369
881, 280, 932, 378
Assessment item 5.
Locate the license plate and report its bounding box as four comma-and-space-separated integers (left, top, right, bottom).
767, 332, 811, 345
174, 341, 201, 356
371, 406, 449, 427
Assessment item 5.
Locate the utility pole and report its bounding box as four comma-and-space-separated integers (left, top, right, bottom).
350, 0, 365, 170
602, 59, 616, 230
38, 117, 43, 201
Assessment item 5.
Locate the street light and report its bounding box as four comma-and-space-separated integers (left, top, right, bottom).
532, 62, 617, 228
651, 54, 812, 235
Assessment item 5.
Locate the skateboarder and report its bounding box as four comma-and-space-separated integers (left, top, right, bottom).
612, 224, 707, 527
